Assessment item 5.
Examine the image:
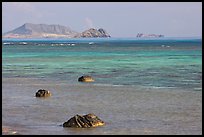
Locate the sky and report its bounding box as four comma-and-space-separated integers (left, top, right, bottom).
2, 2, 202, 37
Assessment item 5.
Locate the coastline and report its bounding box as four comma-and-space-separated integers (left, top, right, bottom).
2, 126, 19, 135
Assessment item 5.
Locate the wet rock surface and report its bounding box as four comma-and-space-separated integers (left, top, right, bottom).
78, 75, 94, 82
63, 113, 105, 128
35, 89, 52, 97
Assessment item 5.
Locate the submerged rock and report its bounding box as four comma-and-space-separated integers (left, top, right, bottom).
35, 89, 52, 97
78, 75, 94, 82
63, 113, 105, 128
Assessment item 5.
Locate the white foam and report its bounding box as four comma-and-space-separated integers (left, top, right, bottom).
89, 42, 94, 45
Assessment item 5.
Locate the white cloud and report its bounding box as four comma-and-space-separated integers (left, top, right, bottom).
8, 2, 35, 12
85, 17, 95, 29
4, 2, 43, 19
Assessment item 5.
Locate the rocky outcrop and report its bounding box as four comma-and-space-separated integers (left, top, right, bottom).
78, 75, 94, 82
136, 33, 164, 38
3, 23, 111, 38
63, 113, 105, 128
3, 23, 79, 38
75, 28, 111, 38
35, 89, 52, 97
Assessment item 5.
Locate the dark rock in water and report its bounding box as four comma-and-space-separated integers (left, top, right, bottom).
63, 113, 105, 128
35, 89, 52, 97
78, 75, 94, 82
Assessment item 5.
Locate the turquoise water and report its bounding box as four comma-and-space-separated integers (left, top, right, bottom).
2, 38, 202, 135
2, 38, 202, 91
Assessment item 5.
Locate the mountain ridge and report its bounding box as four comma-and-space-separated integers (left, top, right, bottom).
3, 23, 111, 38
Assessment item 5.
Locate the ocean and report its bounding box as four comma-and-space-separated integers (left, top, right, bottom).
2, 37, 202, 135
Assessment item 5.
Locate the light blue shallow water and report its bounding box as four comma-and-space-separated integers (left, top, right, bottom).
2, 37, 202, 91
2, 37, 202, 135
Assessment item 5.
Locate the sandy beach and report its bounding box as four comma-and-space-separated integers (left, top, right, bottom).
2, 126, 20, 135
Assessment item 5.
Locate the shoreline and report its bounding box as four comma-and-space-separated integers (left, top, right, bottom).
2, 126, 20, 135
2, 77, 202, 135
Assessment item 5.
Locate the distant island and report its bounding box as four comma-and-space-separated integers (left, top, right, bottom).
136, 33, 164, 38
2, 23, 111, 39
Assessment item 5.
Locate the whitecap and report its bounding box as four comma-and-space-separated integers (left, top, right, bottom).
3, 42, 11, 45
89, 42, 94, 45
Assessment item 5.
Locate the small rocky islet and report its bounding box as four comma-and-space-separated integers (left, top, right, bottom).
3, 23, 111, 39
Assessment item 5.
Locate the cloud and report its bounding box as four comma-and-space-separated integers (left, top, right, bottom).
4, 2, 43, 19
85, 17, 95, 28
7, 2, 35, 12
2, 2, 46, 33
